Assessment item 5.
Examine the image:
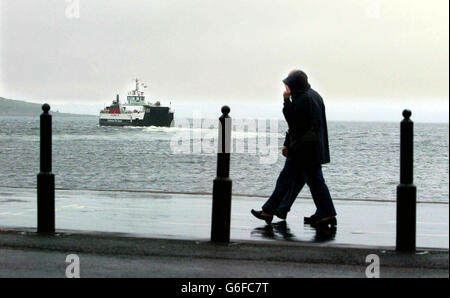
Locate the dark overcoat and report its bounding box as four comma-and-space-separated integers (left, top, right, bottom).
282, 71, 330, 165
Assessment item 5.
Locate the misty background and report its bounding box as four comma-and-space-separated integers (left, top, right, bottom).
0, 0, 448, 122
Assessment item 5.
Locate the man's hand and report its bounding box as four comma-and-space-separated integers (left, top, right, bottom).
283, 84, 291, 100
282, 146, 288, 157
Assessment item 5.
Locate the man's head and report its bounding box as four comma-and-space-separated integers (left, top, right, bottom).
283, 69, 310, 94
288, 69, 302, 76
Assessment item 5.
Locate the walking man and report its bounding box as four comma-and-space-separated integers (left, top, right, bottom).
251, 69, 337, 227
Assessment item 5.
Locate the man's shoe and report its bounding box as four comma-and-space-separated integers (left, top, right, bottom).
310, 216, 337, 228
251, 209, 273, 224
274, 211, 287, 220
304, 214, 320, 224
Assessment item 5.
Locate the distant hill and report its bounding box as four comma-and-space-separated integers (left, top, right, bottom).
0, 97, 94, 117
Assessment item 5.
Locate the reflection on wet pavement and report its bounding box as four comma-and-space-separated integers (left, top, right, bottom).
251, 221, 336, 243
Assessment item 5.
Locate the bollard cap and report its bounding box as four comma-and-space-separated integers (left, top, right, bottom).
42, 104, 51, 113
402, 109, 412, 119
221, 105, 230, 116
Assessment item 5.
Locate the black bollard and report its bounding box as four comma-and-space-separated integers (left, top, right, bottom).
211, 106, 232, 243
396, 109, 416, 251
37, 104, 55, 233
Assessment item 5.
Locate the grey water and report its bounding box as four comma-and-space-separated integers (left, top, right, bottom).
0, 115, 448, 203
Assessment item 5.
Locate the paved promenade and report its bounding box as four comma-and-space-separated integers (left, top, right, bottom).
0, 230, 448, 278
0, 187, 448, 278
0, 187, 448, 249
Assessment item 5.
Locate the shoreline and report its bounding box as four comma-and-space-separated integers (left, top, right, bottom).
1, 185, 448, 205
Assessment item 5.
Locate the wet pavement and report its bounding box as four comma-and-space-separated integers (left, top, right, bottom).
0, 187, 448, 249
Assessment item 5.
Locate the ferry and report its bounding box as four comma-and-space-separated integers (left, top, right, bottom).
99, 79, 174, 127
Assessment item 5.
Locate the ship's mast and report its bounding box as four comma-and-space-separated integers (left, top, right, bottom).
127, 78, 147, 104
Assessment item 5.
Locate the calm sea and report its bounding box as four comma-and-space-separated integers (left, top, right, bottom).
0, 116, 448, 203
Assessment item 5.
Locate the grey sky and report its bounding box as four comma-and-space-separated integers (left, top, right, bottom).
1, 0, 448, 122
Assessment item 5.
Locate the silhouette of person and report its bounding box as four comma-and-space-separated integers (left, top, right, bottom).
252, 69, 337, 227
